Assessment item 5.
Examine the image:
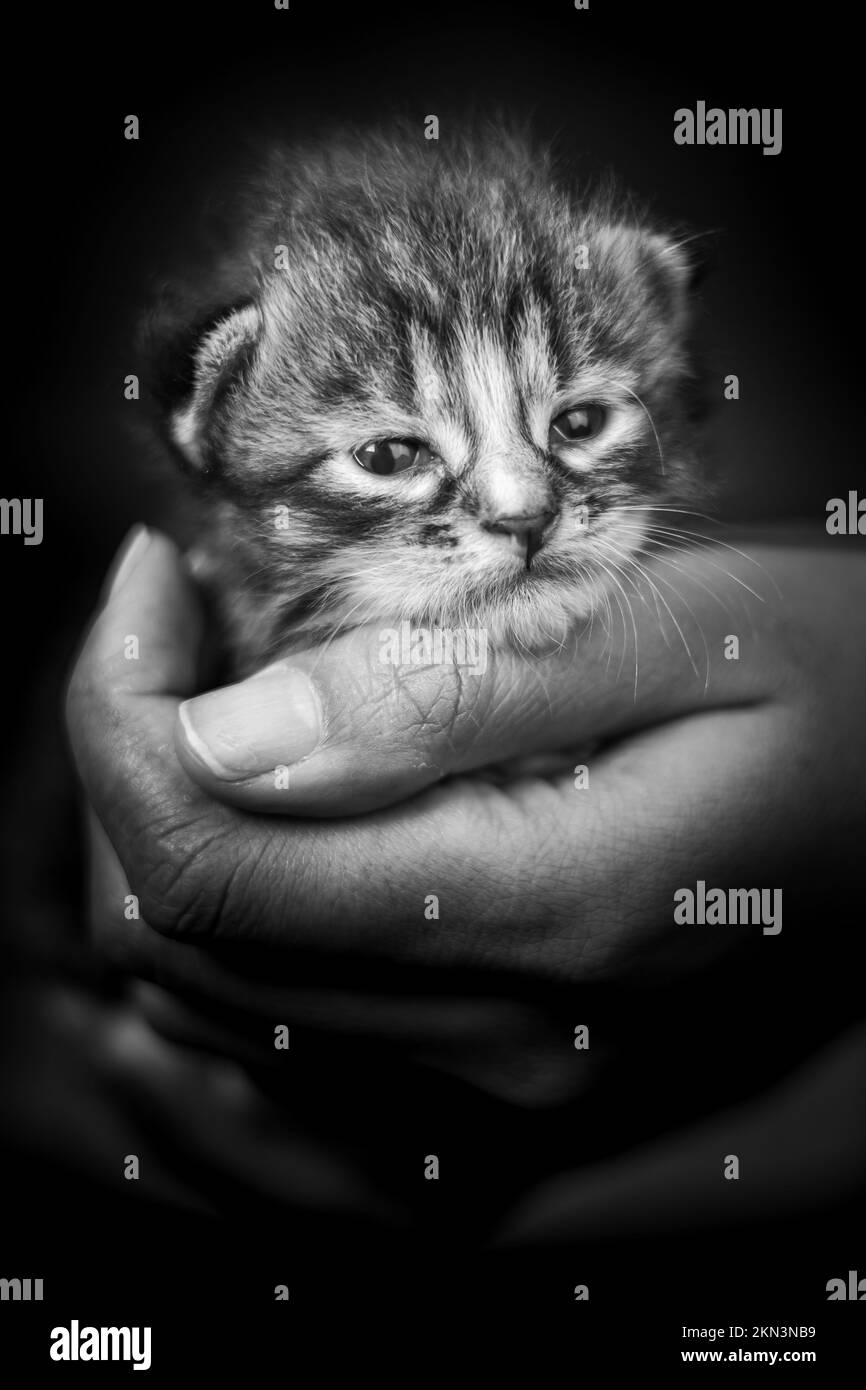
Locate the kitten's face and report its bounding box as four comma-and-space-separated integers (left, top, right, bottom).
163, 135, 700, 669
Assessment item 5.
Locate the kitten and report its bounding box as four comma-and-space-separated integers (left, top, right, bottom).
147, 124, 705, 679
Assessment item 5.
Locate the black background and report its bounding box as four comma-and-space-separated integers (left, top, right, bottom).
5, 0, 864, 726
1, 0, 863, 1367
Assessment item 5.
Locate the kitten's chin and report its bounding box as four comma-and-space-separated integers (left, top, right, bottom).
414, 577, 602, 655
481, 595, 595, 654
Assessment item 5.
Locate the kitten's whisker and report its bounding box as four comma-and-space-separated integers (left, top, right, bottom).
592, 558, 634, 689
592, 577, 616, 673
594, 550, 644, 680
610, 505, 720, 524
615, 522, 772, 602
663, 229, 721, 254
307, 593, 385, 672
592, 553, 641, 699
606, 540, 710, 690
611, 543, 672, 645
618, 385, 666, 477
592, 581, 614, 658
610, 528, 749, 631
580, 567, 616, 669
614, 515, 778, 594
598, 538, 705, 686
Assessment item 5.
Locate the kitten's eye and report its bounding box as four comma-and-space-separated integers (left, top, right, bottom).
353, 439, 431, 475
549, 404, 606, 447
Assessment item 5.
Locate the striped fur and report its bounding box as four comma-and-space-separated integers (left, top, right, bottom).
147, 124, 706, 673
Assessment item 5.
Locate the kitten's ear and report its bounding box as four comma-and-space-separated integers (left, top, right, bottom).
171, 303, 262, 470
594, 225, 700, 334
643, 233, 693, 328
146, 299, 262, 472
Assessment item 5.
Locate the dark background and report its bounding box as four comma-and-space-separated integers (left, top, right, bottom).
5, 0, 863, 727
1, 0, 863, 1362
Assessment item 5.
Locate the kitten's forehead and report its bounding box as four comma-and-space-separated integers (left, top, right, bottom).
262, 215, 574, 457
411, 319, 551, 464
265, 169, 575, 366
240, 150, 685, 468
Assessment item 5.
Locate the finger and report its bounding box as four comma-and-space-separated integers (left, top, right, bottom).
99, 1000, 405, 1224
89, 804, 585, 1104
66, 526, 203, 803
66, 526, 256, 929
130, 981, 595, 1108
130, 982, 293, 1071
146, 699, 820, 984
174, 538, 789, 815
491, 1023, 866, 1245
85, 800, 534, 1048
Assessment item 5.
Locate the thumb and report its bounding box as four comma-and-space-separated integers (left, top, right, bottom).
174, 542, 780, 816
66, 524, 206, 849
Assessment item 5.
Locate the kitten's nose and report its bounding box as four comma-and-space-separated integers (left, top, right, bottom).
482, 508, 558, 567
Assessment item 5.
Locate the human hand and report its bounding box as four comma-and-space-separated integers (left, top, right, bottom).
66, 525, 865, 1106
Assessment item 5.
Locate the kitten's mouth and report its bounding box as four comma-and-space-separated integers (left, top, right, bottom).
489, 509, 563, 572
497, 551, 562, 591
501, 530, 545, 570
